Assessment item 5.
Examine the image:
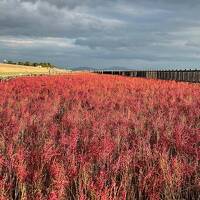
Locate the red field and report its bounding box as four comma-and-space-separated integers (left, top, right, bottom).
0, 74, 199, 200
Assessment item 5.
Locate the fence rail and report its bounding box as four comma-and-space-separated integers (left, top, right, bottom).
93, 69, 200, 83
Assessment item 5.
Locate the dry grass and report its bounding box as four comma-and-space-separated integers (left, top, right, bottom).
0, 63, 69, 77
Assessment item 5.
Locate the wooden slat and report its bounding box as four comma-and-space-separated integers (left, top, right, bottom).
93, 69, 200, 83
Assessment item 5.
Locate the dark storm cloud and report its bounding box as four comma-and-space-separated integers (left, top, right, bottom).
1, 0, 200, 68
19, 0, 113, 9
0, 0, 123, 38
18, 0, 200, 9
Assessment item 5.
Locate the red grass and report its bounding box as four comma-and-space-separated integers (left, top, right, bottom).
0, 74, 199, 200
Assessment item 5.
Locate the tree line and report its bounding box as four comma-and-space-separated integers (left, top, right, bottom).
5, 60, 55, 68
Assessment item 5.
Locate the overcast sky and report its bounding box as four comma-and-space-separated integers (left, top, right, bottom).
1, 0, 200, 69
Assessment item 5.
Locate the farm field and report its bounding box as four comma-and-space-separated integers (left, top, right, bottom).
0, 63, 68, 78
0, 74, 199, 200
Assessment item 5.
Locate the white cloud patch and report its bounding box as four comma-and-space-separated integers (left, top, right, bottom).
0, 36, 75, 48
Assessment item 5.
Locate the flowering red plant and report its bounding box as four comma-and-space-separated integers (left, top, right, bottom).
0, 74, 199, 199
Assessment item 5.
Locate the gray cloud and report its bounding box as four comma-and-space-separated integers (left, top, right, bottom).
0, 0, 200, 69
19, 0, 113, 9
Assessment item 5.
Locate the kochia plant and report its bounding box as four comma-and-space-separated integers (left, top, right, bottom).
0, 74, 199, 200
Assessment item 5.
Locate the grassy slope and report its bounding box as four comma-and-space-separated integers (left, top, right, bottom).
0, 63, 68, 77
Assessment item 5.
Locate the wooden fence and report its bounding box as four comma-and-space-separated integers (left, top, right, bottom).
94, 69, 200, 83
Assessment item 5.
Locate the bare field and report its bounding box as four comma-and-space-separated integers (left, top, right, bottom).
0, 63, 69, 77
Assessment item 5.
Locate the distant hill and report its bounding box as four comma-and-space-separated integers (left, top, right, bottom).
102, 66, 132, 71
70, 67, 96, 71
70, 66, 133, 71
68, 66, 154, 71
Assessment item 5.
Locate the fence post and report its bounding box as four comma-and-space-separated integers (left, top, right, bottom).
131, 71, 134, 77
194, 69, 197, 82
189, 69, 191, 82
180, 70, 183, 81
177, 70, 180, 81
170, 70, 173, 80
175, 70, 178, 81
184, 69, 187, 82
